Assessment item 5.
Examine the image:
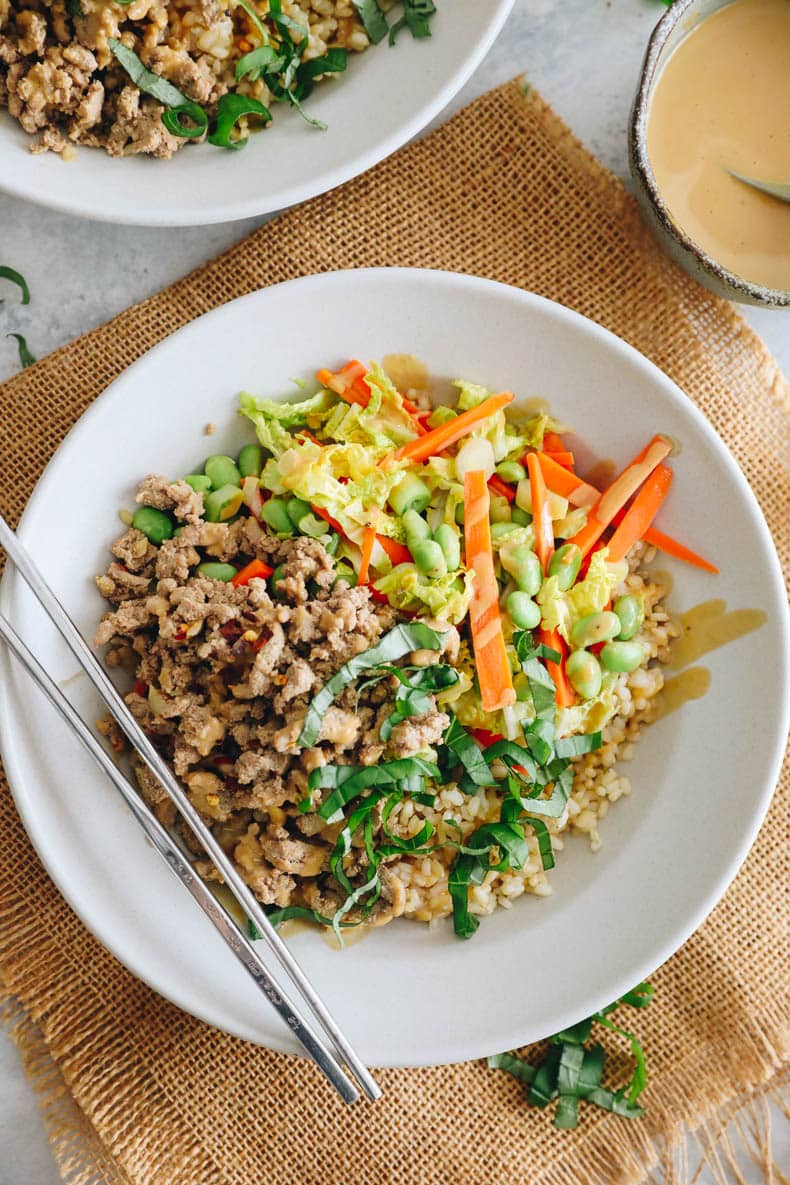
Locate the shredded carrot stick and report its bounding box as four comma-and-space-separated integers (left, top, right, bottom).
607, 464, 673, 563
543, 431, 565, 453
488, 473, 516, 503
232, 559, 274, 587
357, 525, 377, 584
544, 449, 575, 469
536, 452, 599, 507
312, 505, 347, 537
538, 451, 717, 570
567, 435, 673, 558
638, 526, 719, 573
386, 391, 515, 467
526, 452, 554, 574
463, 470, 515, 712
377, 535, 411, 566
298, 429, 324, 446
539, 627, 576, 708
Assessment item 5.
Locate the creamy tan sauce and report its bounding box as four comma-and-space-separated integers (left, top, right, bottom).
667, 599, 767, 670
646, 0, 790, 290
654, 666, 712, 719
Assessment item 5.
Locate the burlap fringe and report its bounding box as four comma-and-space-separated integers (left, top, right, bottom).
2, 976, 786, 1185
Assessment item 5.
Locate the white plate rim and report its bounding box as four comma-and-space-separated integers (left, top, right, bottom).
0, 3, 514, 227
1, 267, 787, 1066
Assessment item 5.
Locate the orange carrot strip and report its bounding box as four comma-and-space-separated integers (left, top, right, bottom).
298, 429, 324, 446
543, 432, 565, 452
544, 450, 575, 469
316, 360, 368, 405
538, 451, 716, 570
607, 464, 673, 563
463, 470, 515, 712
312, 505, 347, 537
567, 435, 673, 558
357, 525, 377, 584
639, 526, 719, 574
539, 627, 575, 708
488, 473, 516, 503
526, 452, 554, 574
387, 391, 515, 467
377, 535, 411, 566
232, 559, 274, 587
536, 452, 599, 507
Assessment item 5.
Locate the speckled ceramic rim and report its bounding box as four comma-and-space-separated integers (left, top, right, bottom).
629, 0, 790, 309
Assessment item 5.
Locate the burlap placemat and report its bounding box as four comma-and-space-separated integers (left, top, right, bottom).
0, 80, 788, 1185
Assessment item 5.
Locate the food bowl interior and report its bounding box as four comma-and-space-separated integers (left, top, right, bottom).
0, 269, 786, 1067
0, 0, 513, 226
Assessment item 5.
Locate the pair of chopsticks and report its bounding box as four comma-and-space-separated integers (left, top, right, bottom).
0, 515, 380, 1105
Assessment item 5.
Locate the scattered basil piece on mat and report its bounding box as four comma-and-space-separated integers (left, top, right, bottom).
7, 333, 36, 369
0, 266, 30, 305
488, 982, 654, 1128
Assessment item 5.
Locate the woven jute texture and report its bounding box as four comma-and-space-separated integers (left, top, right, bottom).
0, 81, 788, 1185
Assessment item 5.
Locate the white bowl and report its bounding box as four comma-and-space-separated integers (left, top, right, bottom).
0, 3, 513, 226
1, 268, 787, 1067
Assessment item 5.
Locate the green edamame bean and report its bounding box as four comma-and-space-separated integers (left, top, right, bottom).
570, 610, 621, 648
501, 545, 542, 596
260, 497, 293, 534
514, 673, 531, 702
565, 649, 603, 700
507, 591, 541, 630
433, 523, 461, 570
600, 640, 644, 673
511, 506, 531, 527
197, 562, 238, 582
548, 543, 582, 591
495, 460, 527, 484
403, 508, 431, 552
491, 521, 519, 541
322, 532, 340, 556
286, 497, 312, 529
270, 564, 287, 597
613, 594, 645, 641
388, 474, 431, 517
237, 443, 263, 478
182, 474, 212, 495
454, 502, 465, 526
204, 484, 244, 523
412, 540, 447, 579
132, 506, 174, 545
204, 454, 241, 490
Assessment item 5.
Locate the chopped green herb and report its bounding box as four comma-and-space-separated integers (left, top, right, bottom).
234, 0, 270, 43
440, 717, 497, 788
293, 48, 348, 101
488, 982, 654, 1128
208, 93, 271, 149
66, 0, 83, 17
108, 38, 189, 107
308, 756, 441, 822
7, 333, 35, 369
379, 663, 458, 742
298, 621, 446, 747
389, 0, 436, 44
0, 266, 30, 305
353, 0, 389, 43
162, 102, 209, 139
235, 45, 285, 83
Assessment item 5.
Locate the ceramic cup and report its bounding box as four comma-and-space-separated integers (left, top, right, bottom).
629, 0, 790, 309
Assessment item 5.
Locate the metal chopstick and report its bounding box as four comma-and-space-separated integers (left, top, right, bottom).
0, 514, 380, 1103
0, 612, 360, 1104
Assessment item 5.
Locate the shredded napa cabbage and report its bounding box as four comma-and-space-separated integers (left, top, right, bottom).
373, 564, 474, 625
239, 389, 335, 457
556, 671, 621, 736
537, 549, 625, 642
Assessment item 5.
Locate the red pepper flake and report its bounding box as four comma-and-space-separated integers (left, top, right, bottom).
132, 679, 148, 696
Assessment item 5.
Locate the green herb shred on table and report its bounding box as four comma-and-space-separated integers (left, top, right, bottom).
0, 266, 31, 306
489, 982, 655, 1129
7, 333, 36, 369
